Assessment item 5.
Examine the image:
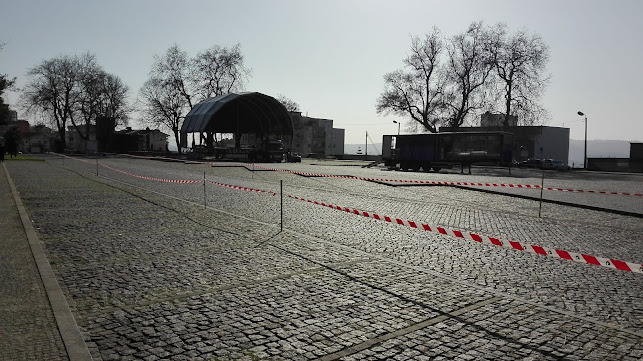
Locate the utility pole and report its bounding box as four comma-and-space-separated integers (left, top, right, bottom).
365, 131, 368, 161
577, 111, 587, 169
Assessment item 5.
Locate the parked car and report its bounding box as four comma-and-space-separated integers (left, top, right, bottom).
541, 159, 554, 169
542, 159, 571, 171
286, 151, 302, 163
518, 158, 543, 168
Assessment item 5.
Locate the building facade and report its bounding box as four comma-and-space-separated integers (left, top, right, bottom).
1, 111, 60, 153
441, 112, 570, 164
587, 143, 643, 172
66, 125, 98, 153
22, 125, 57, 153
65, 125, 168, 153
441, 125, 570, 163
289, 112, 345, 157
113, 127, 169, 153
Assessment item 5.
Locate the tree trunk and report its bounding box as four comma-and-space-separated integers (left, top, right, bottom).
57, 127, 66, 152
503, 81, 512, 130
173, 128, 182, 155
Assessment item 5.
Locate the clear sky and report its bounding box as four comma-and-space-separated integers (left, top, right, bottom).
1, 0, 642, 146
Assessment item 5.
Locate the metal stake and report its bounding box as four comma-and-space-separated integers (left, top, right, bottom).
203, 171, 207, 209
280, 180, 283, 232
96, 159, 98, 176
538, 169, 545, 217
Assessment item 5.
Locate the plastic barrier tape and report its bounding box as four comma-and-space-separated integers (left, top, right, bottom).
252, 165, 642, 197
206, 179, 276, 196
56, 154, 641, 274
287, 195, 643, 274
113, 154, 641, 197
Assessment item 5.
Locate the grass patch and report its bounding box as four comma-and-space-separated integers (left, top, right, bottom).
3, 155, 46, 161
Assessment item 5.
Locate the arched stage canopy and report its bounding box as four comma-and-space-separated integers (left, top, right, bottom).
180, 92, 293, 145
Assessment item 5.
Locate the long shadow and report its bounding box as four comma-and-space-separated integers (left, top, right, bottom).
253, 231, 282, 248
269, 242, 574, 360
366, 180, 643, 219
52, 162, 244, 236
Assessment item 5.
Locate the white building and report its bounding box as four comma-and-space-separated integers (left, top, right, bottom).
289, 112, 345, 157
66, 125, 98, 153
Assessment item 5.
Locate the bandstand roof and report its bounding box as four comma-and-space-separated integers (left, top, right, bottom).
180, 92, 293, 136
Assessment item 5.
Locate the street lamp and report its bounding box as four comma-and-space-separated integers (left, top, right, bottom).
577, 111, 587, 169
393, 120, 400, 135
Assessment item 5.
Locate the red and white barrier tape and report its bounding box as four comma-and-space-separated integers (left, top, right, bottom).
110, 155, 641, 197
60, 155, 277, 192
100, 163, 201, 183
370, 179, 642, 197
287, 195, 643, 274
206, 179, 276, 196
252, 165, 641, 197
53, 154, 641, 273
55, 154, 201, 183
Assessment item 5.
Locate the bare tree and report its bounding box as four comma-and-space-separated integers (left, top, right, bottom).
154, 45, 194, 108
139, 77, 188, 154
74, 53, 105, 140
139, 43, 252, 153
191, 44, 251, 99
443, 22, 494, 129
22, 54, 81, 151
139, 45, 194, 154
22, 53, 130, 151
376, 29, 446, 133
1, 43, 17, 125
77, 59, 130, 135
98, 73, 130, 127
276, 94, 300, 112
487, 24, 550, 127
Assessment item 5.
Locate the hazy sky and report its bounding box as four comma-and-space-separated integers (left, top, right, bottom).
2, 0, 642, 145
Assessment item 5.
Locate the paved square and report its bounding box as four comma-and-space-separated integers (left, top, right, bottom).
4, 157, 642, 360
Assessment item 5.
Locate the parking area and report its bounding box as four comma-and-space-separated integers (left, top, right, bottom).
4, 155, 643, 360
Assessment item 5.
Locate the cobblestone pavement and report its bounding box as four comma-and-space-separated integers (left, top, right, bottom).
5, 156, 643, 360
0, 162, 68, 361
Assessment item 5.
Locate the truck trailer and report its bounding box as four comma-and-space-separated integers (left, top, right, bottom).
382, 132, 513, 172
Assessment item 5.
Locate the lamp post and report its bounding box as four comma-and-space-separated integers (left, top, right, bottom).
393, 120, 400, 135
577, 111, 587, 169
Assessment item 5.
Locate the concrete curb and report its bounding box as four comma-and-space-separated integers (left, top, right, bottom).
3, 163, 92, 361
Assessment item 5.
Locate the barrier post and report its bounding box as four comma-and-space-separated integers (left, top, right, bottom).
96, 159, 98, 176
203, 171, 207, 209
280, 180, 283, 232
538, 169, 544, 217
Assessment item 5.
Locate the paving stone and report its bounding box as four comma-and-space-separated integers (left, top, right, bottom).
4, 158, 642, 360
